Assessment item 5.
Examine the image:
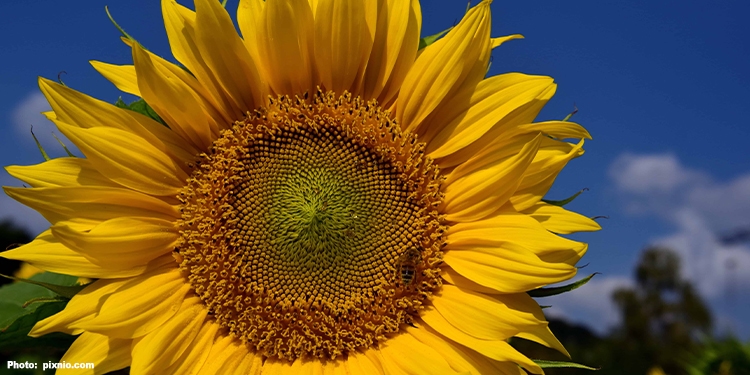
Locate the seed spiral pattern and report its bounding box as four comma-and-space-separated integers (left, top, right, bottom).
175, 90, 447, 361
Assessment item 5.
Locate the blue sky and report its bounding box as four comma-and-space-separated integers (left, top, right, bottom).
1, 1, 749, 339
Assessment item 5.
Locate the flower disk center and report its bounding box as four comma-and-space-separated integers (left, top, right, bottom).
175, 91, 446, 361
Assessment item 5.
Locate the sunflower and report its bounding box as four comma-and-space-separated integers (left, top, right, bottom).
2, 0, 600, 373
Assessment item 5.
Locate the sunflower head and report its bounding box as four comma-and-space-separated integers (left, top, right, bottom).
2, 0, 599, 373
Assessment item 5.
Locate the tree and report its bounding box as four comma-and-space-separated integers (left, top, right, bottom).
607, 247, 713, 375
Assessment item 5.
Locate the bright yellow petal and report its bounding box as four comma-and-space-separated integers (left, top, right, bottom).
54, 121, 188, 196
379, 332, 461, 374
58, 332, 131, 375
51, 217, 177, 268
522, 202, 601, 234
446, 210, 587, 265
5, 158, 115, 188
421, 308, 543, 374
362, 0, 421, 105
424, 74, 555, 160
444, 241, 576, 293
410, 324, 525, 375
511, 139, 585, 211
1, 231, 173, 280
436, 82, 557, 169
2, 186, 179, 226
90, 61, 140, 97
256, 0, 316, 96
130, 297, 207, 373
194, 0, 265, 112
491, 34, 524, 49
344, 350, 382, 374
443, 133, 542, 222
131, 45, 218, 150
196, 335, 246, 375
31, 278, 127, 337
313, 0, 373, 94
75, 267, 190, 338
397, 0, 491, 134
432, 285, 541, 340
164, 320, 219, 375
38, 77, 198, 164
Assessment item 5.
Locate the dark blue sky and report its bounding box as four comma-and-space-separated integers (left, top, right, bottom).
1, 1, 749, 338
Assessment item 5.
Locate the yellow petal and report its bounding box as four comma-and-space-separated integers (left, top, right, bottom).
257, 0, 316, 96
344, 350, 382, 374
31, 278, 126, 337
314, 0, 373, 94
522, 202, 601, 234
436, 81, 557, 169
491, 34, 524, 49
444, 241, 576, 293
90, 61, 140, 96
38, 77, 198, 164
511, 139, 585, 211
59, 332, 131, 375
443, 133, 542, 222
441, 266, 501, 295
1, 231, 172, 279
164, 320, 219, 375
237, 0, 265, 73
397, 0, 491, 134
162, 0, 256, 119
51, 217, 177, 268
5, 158, 115, 188
130, 297, 207, 373
421, 308, 543, 374
424, 74, 555, 160
409, 324, 525, 375
446, 210, 587, 265
196, 335, 247, 375
3, 186, 179, 226
432, 285, 540, 340
76, 267, 190, 338
362, 0, 421, 105
54, 121, 188, 197
132, 45, 218, 150
380, 332, 461, 374
194, 0, 265, 112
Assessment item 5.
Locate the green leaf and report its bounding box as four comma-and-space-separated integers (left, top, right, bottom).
542, 188, 589, 207
0, 273, 87, 299
419, 27, 451, 50
533, 359, 599, 370
0, 272, 81, 350
0, 301, 74, 350
51, 133, 76, 157
528, 273, 600, 298
562, 104, 579, 122
105, 6, 146, 50
117, 98, 166, 126
29, 126, 50, 161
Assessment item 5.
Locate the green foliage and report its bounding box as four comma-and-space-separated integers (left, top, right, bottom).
528, 273, 599, 298
534, 359, 599, 370
419, 27, 451, 50
29, 126, 50, 161
542, 188, 589, 207
0, 272, 79, 350
683, 338, 750, 375
115, 97, 166, 126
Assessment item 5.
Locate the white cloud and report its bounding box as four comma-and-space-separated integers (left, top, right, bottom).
0, 174, 49, 237
544, 275, 634, 335
11, 92, 52, 136
608, 152, 750, 336
609, 153, 707, 195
